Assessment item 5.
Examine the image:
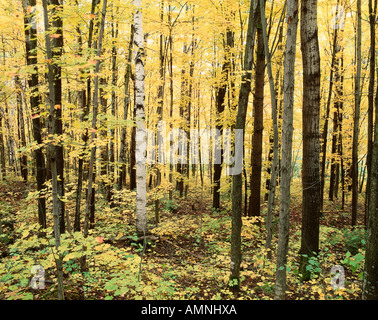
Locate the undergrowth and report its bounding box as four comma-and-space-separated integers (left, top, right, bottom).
0, 176, 365, 300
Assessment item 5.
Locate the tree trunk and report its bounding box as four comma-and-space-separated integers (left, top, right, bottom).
366, 0, 377, 226
168, 5, 174, 200
99, 77, 109, 196
84, 0, 108, 237
320, 7, 339, 210
0, 110, 5, 180
259, 0, 279, 261
119, 25, 134, 190
74, 0, 100, 232
49, 0, 65, 234
338, 53, 346, 210
153, 0, 166, 223
15, 76, 28, 183
176, 45, 188, 198
274, 0, 298, 300
299, 0, 321, 281
74, 26, 86, 232
134, 0, 147, 237
51, 0, 65, 234
213, 28, 234, 209
329, 104, 338, 201
362, 67, 378, 300
2, 91, 16, 174
230, 0, 259, 290
22, 0, 46, 228
130, 108, 137, 190
248, 3, 265, 217
42, 0, 65, 300
108, 6, 118, 205
352, 0, 362, 227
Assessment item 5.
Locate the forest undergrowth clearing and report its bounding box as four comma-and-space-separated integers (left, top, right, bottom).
0, 176, 366, 300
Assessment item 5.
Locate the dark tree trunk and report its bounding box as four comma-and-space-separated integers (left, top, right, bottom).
15, 76, 28, 182
213, 28, 234, 209
248, 8, 265, 217
108, 12, 118, 205
230, 0, 259, 290
0, 110, 5, 180
274, 0, 299, 300
130, 107, 137, 191
118, 25, 134, 190
363, 81, 378, 300
352, 0, 362, 227
22, 0, 46, 228
43, 0, 65, 234
84, 0, 108, 237
299, 0, 321, 280
366, 0, 377, 226
320, 10, 339, 210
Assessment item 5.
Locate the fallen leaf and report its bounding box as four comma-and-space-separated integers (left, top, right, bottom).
96, 236, 104, 243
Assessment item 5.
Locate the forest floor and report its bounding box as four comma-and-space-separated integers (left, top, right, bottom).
0, 175, 367, 300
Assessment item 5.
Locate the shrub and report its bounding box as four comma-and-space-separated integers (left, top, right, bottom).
342, 227, 366, 255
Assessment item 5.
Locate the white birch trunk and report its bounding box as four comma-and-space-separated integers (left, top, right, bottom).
134, 0, 147, 236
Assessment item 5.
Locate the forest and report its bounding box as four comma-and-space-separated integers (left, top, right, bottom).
0, 0, 377, 302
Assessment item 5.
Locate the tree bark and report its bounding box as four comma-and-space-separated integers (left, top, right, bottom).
152, 0, 166, 223
274, 0, 298, 300
15, 76, 28, 183
83, 0, 108, 237
74, 0, 100, 232
329, 102, 338, 201
74, 24, 86, 232
0, 110, 5, 180
119, 25, 134, 190
299, 0, 321, 281
22, 0, 46, 228
213, 28, 234, 209
352, 0, 362, 227
248, 2, 265, 217
134, 0, 147, 237
51, 0, 65, 234
108, 6, 118, 205
230, 0, 259, 290
366, 0, 377, 226
42, 0, 65, 299
168, 4, 174, 200
320, 5, 340, 210
259, 0, 279, 262
362, 68, 378, 300
99, 76, 109, 196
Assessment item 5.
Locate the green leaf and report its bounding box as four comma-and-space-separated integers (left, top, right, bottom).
354, 253, 364, 262
19, 278, 29, 287
21, 292, 34, 300
104, 283, 118, 291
